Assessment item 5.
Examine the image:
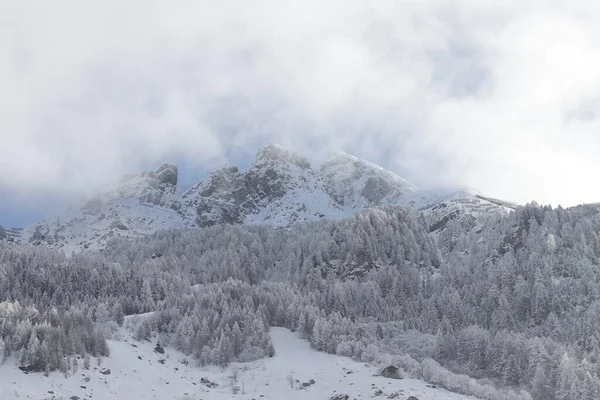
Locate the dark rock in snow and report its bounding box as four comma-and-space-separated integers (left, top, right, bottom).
155, 163, 178, 186
154, 342, 165, 354
329, 395, 349, 400
200, 377, 218, 388
18, 366, 31, 374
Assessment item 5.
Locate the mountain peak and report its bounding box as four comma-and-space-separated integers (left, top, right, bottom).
117, 163, 178, 188
320, 151, 418, 208
255, 144, 311, 169
212, 164, 239, 175
155, 163, 178, 186
104, 163, 181, 209
325, 151, 359, 164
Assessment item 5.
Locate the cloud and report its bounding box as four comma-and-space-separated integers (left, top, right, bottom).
2, 0, 600, 208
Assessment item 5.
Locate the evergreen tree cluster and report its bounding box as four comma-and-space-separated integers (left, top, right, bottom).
0, 301, 108, 374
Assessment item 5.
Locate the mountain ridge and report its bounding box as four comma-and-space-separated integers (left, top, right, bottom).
16, 144, 515, 252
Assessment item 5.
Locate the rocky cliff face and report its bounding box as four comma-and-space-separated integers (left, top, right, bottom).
182, 145, 334, 227
20, 145, 514, 252
181, 145, 426, 228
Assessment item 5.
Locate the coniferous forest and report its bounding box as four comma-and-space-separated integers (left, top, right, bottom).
4, 203, 600, 399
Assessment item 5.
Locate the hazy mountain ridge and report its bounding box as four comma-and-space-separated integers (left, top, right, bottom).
18, 144, 512, 251
20, 163, 195, 252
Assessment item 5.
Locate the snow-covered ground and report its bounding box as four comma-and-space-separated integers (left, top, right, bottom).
0, 325, 480, 400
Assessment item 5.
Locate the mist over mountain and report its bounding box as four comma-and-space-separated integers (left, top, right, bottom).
14, 145, 512, 252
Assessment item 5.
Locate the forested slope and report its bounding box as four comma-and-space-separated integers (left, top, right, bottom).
3, 203, 600, 399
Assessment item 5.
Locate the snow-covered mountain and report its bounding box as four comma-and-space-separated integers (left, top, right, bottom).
20, 144, 515, 252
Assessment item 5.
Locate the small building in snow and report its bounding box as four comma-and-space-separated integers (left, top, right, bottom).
381, 365, 402, 379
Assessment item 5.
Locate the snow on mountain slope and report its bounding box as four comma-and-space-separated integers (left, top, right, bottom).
0, 324, 481, 400
182, 144, 435, 228
19, 145, 514, 252
417, 189, 517, 233
21, 164, 195, 252
321, 151, 418, 208
182, 145, 348, 228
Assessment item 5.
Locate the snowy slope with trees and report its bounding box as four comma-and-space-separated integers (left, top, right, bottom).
10, 203, 592, 399
1, 320, 481, 400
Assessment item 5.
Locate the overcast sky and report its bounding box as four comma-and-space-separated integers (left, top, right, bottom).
3, 1, 600, 226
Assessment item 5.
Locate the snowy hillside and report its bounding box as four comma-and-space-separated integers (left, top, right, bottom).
18, 145, 513, 252
411, 189, 517, 233
9, 202, 599, 399
0, 321, 481, 400
0, 226, 21, 243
